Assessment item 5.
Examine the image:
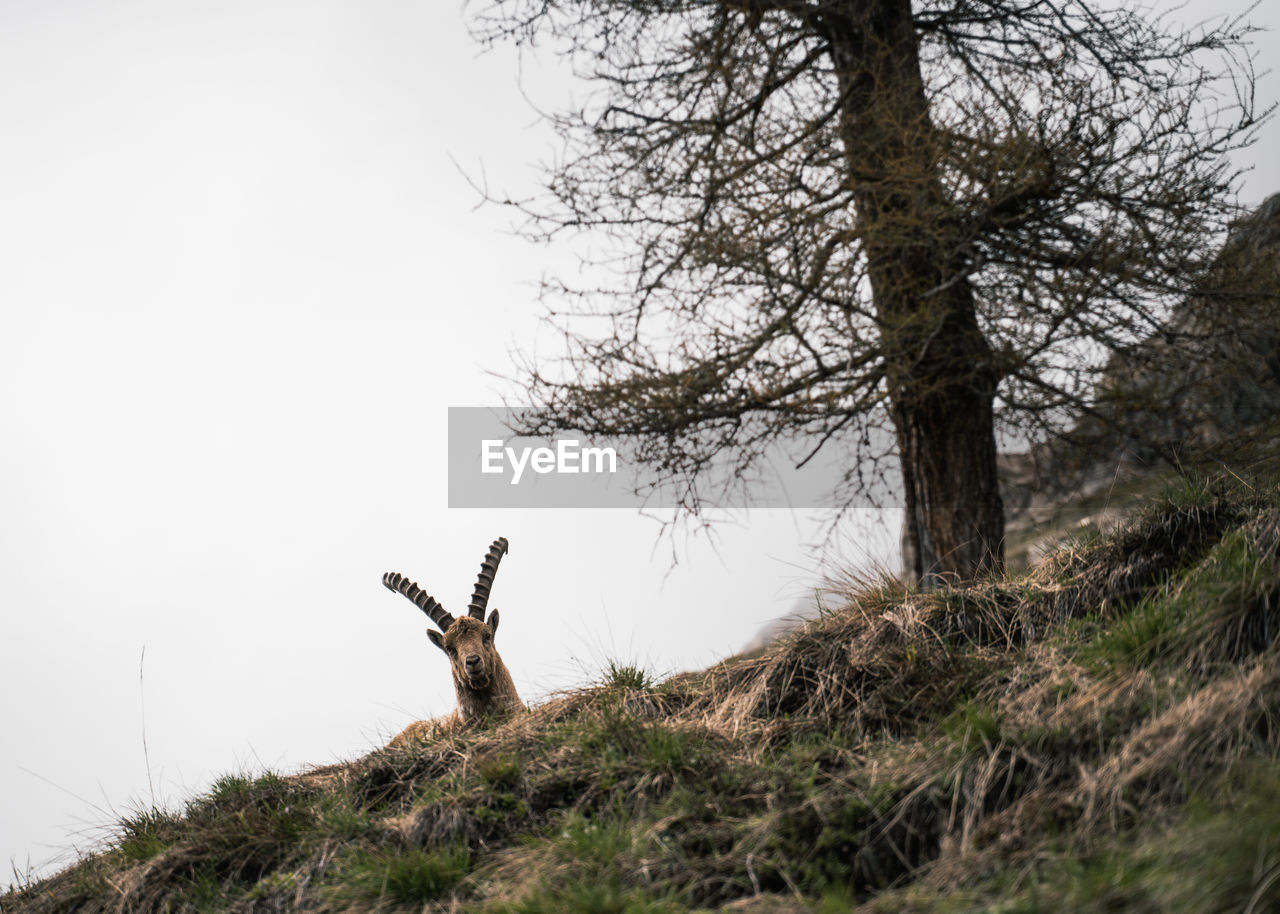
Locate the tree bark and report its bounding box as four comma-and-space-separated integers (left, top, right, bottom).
825, 0, 1005, 583
891, 364, 1005, 584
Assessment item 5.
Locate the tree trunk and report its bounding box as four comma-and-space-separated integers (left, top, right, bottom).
897, 443, 940, 584
891, 362, 1005, 585
826, 0, 1005, 583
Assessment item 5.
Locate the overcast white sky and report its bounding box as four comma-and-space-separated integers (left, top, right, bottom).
2, 0, 1277, 884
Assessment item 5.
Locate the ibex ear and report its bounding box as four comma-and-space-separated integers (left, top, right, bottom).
486, 609, 500, 636
426, 629, 447, 653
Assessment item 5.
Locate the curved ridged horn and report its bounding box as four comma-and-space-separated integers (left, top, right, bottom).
468, 537, 509, 619
383, 571, 455, 632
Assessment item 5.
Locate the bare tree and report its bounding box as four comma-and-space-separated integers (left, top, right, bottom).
475, 0, 1266, 583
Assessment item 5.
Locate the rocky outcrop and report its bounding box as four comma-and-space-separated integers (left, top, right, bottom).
1001, 192, 1280, 565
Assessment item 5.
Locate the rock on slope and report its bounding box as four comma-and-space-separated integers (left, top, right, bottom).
1000, 191, 1280, 567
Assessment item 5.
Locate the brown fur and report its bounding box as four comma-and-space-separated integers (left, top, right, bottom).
382, 539, 524, 747
388, 616, 522, 748
429, 614, 523, 724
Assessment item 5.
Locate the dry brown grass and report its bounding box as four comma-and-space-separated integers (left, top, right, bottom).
6, 472, 1280, 913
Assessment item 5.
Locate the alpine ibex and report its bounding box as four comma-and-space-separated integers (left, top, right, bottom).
382, 537, 523, 744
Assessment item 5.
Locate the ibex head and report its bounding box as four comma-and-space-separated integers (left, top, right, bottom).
382, 537, 513, 698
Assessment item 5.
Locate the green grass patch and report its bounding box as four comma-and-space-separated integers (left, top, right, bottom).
568, 707, 716, 786
603, 660, 654, 691
1083, 524, 1280, 672
115, 808, 179, 862
477, 751, 523, 790
940, 699, 1002, 756
331, 842, 472, 907
476, 808, 690, 913
495, 882, 686, 914
1006, 763, 1280, 913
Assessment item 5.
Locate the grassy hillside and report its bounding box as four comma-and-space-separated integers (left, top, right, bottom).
6, 468, 1280, 913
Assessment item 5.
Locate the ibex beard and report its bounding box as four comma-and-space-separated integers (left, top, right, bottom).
382, 536, 524, 747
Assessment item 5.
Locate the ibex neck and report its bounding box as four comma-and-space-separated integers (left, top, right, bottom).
454, 659, 521, 723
